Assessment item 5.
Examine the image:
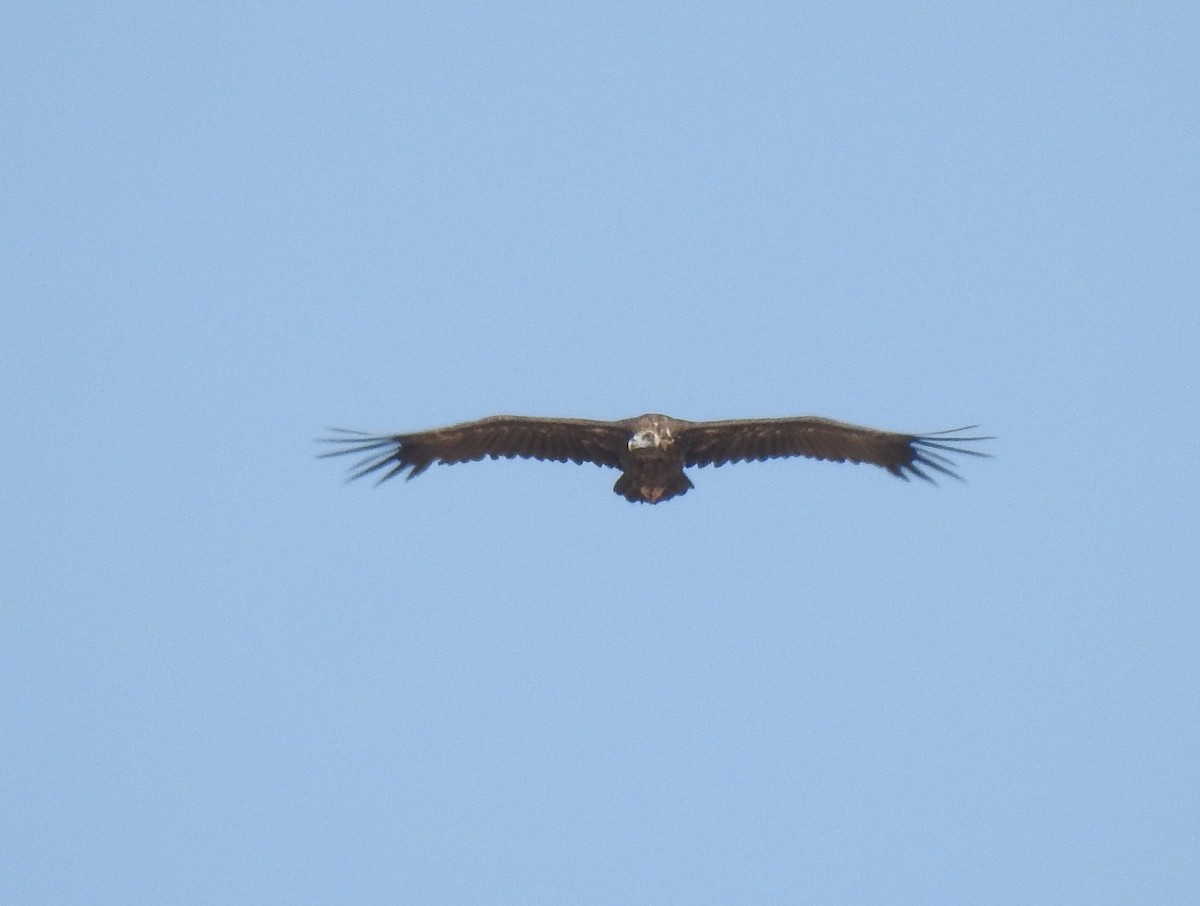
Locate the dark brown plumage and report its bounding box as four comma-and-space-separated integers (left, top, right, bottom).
320, 413, 990, 504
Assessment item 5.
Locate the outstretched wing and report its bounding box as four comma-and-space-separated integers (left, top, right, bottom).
319, 415, 631, 483
678, 417, 991, 482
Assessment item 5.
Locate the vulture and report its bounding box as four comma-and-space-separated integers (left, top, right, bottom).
319, 413, 990, 504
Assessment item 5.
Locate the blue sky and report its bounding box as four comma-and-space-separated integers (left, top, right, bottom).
4, 3, 1198, 903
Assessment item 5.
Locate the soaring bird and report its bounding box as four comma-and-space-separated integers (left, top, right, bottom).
319, 413, 990, 504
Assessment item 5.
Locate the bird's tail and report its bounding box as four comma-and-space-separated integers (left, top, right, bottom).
613, 470, 694, 504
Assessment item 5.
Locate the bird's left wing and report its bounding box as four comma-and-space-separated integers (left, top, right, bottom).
319, 415, 631, 483
677, 416, 991, 481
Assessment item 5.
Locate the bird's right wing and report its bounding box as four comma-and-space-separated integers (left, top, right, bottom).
319, 415, 631, 482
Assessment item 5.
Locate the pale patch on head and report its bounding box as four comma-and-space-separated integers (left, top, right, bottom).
628, 429, 661, 451
628, 416, 674, 451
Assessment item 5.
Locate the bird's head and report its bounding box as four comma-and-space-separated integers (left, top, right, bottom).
628, 415, 674, 451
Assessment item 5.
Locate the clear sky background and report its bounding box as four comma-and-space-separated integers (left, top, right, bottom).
4, 3, 1198, 903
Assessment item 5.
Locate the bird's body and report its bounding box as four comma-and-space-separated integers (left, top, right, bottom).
614, 414, 692, 503
320, 412, 990, 504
